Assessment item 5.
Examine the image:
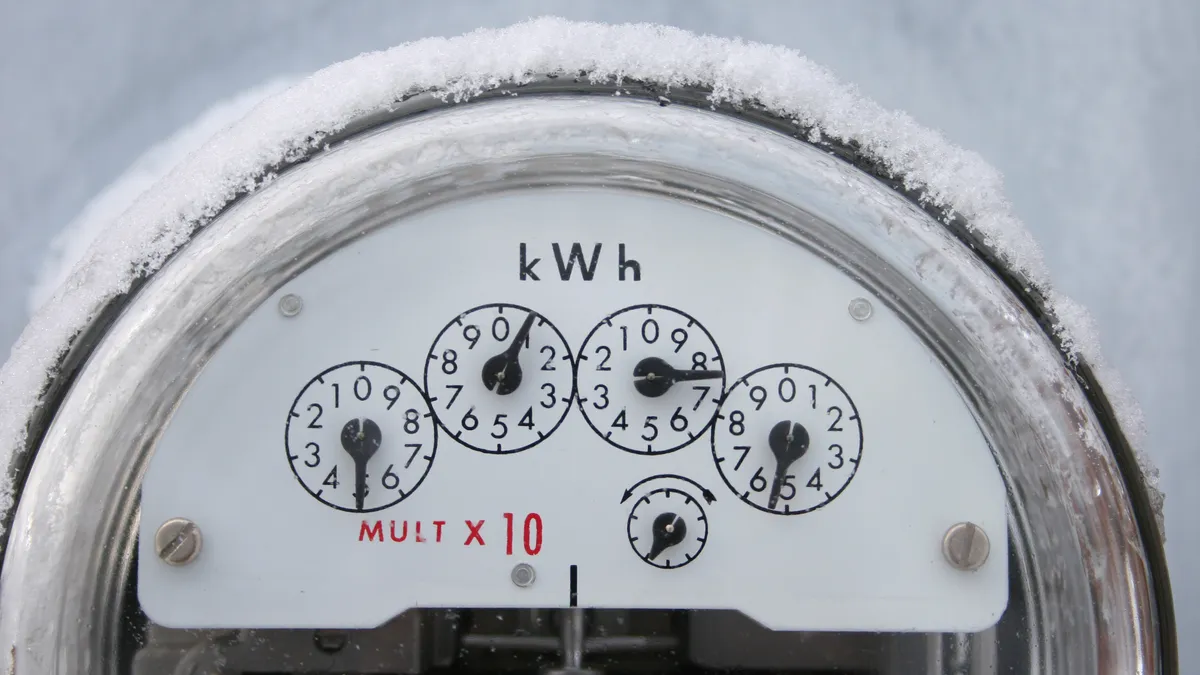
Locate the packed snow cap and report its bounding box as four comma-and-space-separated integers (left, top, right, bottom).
0, 17, 1159, 536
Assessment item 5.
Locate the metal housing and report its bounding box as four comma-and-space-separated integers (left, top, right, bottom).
0, 83, 1174, 674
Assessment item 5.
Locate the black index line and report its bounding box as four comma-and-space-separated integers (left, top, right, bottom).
569, 565, 578, 607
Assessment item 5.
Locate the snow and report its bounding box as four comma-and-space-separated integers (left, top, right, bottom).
26, 77, 298, 315
0, 18, 1159, 538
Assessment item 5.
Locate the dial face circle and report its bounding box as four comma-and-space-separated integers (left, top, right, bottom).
576, 304, 725, 455
285, 361, 437, 513
425, 303, 574, 454
626, 487, 709, 569
712, 363, 863, 515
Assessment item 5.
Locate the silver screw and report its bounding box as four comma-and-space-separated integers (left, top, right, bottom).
942, 522, 990, 571
278, 293, 304, 317
848, 297, 873, 321
155, 518, 202, 566
511, 563, 536, 587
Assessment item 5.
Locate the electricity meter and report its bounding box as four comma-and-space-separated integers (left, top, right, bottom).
0, 20, 1174, 675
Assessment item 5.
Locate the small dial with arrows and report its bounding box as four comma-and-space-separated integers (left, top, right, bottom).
285, 361, 437, 513
577, 304, 725, 455
625, 482, 710, 569
712, 363, 863, 515
425, 303, 574, 454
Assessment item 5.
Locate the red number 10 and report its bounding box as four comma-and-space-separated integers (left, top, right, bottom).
503, 512, 543, 556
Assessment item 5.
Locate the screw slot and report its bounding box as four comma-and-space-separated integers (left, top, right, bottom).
155, 518, 202, 566
942, 522, 990, 571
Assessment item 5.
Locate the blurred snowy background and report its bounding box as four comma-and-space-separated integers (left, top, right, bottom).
1, 0, 1195, 661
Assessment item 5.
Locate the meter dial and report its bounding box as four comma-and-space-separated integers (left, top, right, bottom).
626, 486, 709, 569
576, 304, 725, 455
285, 361, 437, 513
712, 364, 863, 515
425, 303, 574, 454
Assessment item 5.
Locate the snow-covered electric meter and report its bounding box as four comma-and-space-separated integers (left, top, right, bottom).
0, 20, 1175, 675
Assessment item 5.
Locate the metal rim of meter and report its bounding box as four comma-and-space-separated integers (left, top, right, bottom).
0, 80, 1172, 674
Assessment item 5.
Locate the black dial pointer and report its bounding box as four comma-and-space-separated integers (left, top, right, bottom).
481, 311, 538, 395
647, 512, 688, 561
767, 420, 810, 509
340, 418, 382, 511
633, 356, 723, 398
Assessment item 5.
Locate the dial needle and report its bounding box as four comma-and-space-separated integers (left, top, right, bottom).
481, 311, 538, 395
632, 356, 723, 398
340, 418, 382, 511
767, 420, 810, 509
648, 512, 688, 561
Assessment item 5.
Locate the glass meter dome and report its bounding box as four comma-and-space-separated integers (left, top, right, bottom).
0, 20, 1174, 675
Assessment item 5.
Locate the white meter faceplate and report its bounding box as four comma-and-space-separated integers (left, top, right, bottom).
139, 186, 1007, 632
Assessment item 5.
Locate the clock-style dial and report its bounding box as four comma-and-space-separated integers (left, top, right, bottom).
576, 304, 724, 455
425, 303, 575, 454
712, 363, 863, 515
285, 361, 437, 513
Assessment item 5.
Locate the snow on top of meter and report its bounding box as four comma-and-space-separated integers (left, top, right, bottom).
0, 17, 1158, 538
